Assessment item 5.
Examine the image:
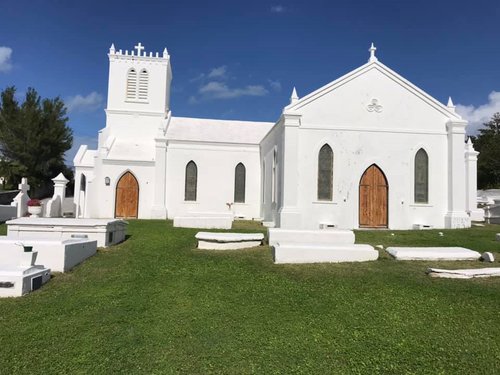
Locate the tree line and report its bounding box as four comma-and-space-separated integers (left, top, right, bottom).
0, 87, 73, 196
471, 112, 500, 189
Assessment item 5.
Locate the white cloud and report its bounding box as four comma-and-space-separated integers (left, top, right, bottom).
66, 135, 98, 165
268, 79, 282, 91
198, 81, 268, 99
190, 65, 228, 82
66, 92, 104, 113
456, 91, 500, 135
270, 5, 286, 13
208, 66, 227, 79
0, 46, 13, 73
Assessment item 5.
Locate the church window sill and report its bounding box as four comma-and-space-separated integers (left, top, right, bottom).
125, 99, 149, 104
409, 203, 433, 207
312, 200, 338, 205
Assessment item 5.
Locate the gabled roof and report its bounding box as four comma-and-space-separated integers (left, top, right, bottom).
167, 117, 274, 145
285, 59, 463, 121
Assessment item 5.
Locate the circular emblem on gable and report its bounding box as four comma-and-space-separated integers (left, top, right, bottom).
367, 99, 383, 113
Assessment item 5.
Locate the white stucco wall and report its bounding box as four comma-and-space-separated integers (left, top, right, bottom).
166, 141, 262, 219
291, 128, 449, 229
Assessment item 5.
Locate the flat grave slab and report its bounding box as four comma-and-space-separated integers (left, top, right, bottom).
195, 232, 264, 250
6, 218, 127, 247
386, 247, 481, 261
427, 267, 500, 279
174, 216, 232, 229
268, 228, 355, 247
273, 243, 378, 264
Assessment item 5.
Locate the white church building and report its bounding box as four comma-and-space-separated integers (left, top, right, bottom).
73, 42, 482, 230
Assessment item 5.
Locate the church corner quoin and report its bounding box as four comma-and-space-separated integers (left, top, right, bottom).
73, 42, 480, 230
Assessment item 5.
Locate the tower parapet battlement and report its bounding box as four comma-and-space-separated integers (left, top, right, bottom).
108, 42, 169, 61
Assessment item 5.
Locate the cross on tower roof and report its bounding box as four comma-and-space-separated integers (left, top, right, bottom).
134, 42, 145, 55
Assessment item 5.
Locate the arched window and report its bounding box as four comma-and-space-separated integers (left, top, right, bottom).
138, 69, 149, 101
126, 68, 137, 100
185, 161, 197, 201
262, 161, 266, 204
272, 149, 277, 203
80, 174, 86, 192
317, 144, 333, 201
414, 148, 429, 203
234, 163, 246, 203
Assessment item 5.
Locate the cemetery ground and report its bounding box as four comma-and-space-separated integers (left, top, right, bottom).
0, 221, 499, 374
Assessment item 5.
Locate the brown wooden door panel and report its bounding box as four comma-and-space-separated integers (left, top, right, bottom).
115, 172, 139, 218
359, 165, 388, 228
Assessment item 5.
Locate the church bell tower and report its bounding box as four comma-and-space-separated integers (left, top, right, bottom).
105, 42, 172, 126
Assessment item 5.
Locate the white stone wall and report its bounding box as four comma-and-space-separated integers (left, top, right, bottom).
166, 141, 262, 219
292, 128, 449, 229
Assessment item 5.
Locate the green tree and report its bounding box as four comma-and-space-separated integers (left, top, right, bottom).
0, 86, 73, 195
471, 112, 500, 189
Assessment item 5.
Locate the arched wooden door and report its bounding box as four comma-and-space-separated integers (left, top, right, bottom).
359, 164, 388, 228
115, 172, 139, 218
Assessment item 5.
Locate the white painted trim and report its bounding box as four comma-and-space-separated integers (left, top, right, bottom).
102, 159, 155, 166
300, 124, 447, 135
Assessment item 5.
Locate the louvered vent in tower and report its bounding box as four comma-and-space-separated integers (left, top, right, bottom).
126, 68, 137, 100
138, 69, 149, 101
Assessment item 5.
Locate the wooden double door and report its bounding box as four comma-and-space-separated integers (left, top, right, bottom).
359, 164, 388, 228
115, 172, 139, 219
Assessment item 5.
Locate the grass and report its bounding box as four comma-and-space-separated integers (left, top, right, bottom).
0, 220, 499, 374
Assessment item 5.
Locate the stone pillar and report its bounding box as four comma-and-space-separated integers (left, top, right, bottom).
444, 120, 471, 228
52, 173, 69, 202
151, 137, 168, 219
45, 173, 69, 218
278, 112, 302, 229
465, 138, 484, 221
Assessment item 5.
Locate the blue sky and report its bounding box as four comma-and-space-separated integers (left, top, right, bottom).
0, 0, 499, 164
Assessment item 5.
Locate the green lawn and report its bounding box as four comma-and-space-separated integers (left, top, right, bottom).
0, 221, 499, 374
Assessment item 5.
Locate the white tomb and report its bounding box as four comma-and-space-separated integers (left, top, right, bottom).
269, 228, 378, 264
6, 218, 127, 247
386, 247, 481, 261
0, 246, 50, 297
174, 213, 233, 230
195, 232, 264, 250
427, 267, 500, 279
0, 237, 97, 272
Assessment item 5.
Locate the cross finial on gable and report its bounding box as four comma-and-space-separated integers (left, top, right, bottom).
368, 42, 378, 62
134, 42, 145, 55
290, 87, 299, 104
